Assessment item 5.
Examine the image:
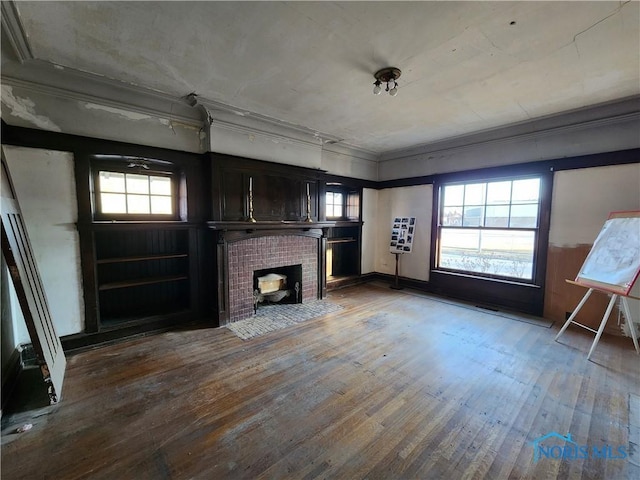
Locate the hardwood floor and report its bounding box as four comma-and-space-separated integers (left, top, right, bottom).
2, 283, 639, 479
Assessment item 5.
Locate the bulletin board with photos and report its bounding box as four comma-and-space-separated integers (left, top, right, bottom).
389, 217, 416, 253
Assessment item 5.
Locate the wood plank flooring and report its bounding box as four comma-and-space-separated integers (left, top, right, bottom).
2, 283, 639, 479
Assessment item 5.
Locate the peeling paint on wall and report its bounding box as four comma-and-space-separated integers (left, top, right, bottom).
82, 102, 154, 121
1, 86, 62, 132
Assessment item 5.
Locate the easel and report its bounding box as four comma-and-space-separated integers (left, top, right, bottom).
554, 210, 640, 360
390, 252, 403, 290
554, 280, 640, 360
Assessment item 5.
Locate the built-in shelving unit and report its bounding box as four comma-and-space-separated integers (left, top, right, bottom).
326, 222, 362, 287
94, 227, 193, 326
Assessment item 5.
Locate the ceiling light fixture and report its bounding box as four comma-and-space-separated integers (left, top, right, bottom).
373, 67, 401, 96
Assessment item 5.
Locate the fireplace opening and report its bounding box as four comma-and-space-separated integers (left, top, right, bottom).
253, 264, 303, 312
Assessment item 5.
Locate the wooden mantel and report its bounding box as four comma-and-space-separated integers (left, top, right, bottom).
207, 221, 336, 231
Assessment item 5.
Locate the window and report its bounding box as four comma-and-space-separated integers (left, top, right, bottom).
326, 187, 360, 221
91, 156, 180, 220
436, 177, 541, 281
326, 191, 344, 218
99, 171, 173, 215
346, 191, 360, 221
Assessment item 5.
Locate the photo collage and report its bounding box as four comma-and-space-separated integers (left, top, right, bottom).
389, 216, 416, 254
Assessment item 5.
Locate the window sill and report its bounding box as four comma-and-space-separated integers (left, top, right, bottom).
431, 269, 541, 288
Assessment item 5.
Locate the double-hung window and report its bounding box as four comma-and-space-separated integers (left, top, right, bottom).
436, 176, 542, 281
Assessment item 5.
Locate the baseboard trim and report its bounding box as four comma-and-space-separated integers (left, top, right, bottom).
365, 272, 432, 292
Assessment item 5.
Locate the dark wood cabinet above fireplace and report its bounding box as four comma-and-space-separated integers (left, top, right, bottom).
211, 153, 321, 222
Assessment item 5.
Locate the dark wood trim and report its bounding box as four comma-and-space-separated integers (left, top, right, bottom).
78, 221, 202, 231
323, 172, 377, 190
210, 152, 327, 180
60, 316, 205, 354
207, 221, 335, 232
428, 270, 543, 315
365, 272, 432, 292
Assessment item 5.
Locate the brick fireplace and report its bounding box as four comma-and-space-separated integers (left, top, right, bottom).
208, 222, 330, 324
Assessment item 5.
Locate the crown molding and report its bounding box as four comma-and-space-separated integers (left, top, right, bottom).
196, 96, 377, 158
379, 96, 640, 162
1, 1, 34, 63
1, 60, 203, 126
1, 58, 378, 161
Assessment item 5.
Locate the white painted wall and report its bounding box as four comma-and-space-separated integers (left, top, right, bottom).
549, 163, 640, 330
321, 147, 378, 182
375, 185, 433, 282
2, 146, 85, 338
361, 188, 378, 274
549, 163, 640, 247
378, 114, 640, 181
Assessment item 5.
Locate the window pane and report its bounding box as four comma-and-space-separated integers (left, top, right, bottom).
126, 174, 149, 194
150, 176, 171, 195
326, 204, 334, 217
150, 195, 172, 214
510, 204, 538, 228
485, 205, 510, 227
326, 192, 334, 205
99, 171, 125, 193
127, 194, 150, 214
512, 178, 540, 203
486, 181, 511, 204
464, 183, 485, 205
463, 206, 484, 227
442, 207, 463, 226
439, 228, 534, 280
346, 192, 359, 220
326, 191, 343, 218
100, 193, 126, 213
443, 185, 464, 206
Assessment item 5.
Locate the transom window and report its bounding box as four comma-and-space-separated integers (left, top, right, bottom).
437, 177, 541, 281
91, 155, 180, 220
98, 171, 173, 215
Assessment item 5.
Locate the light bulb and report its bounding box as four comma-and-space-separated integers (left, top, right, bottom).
373, 83, 382, 95
389, 86, 398, 96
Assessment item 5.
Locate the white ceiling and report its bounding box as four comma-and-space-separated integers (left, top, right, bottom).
6, 1, 640, 154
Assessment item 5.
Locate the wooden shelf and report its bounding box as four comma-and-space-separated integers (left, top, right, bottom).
327, 237, 357, 244
99, 275, 189, 291
97, 253, 188, 264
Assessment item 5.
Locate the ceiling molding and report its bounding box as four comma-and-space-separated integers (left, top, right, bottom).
321, 142, 379, 164
196, 96, 377, 159
1, 59, 378, 161
1, 61, 202, 127
1, 1, 34, 63
379, 96, 640, 162
208, 117, 323, 152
